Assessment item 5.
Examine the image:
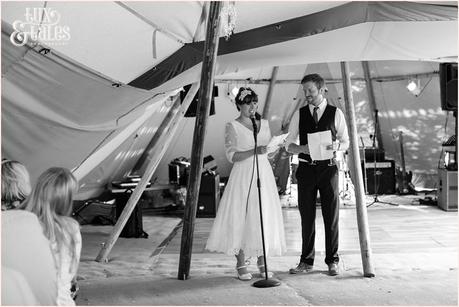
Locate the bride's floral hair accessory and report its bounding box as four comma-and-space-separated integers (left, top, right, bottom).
239, 89, 252, 101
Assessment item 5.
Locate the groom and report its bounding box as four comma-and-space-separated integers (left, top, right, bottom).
284, 73, 349, 276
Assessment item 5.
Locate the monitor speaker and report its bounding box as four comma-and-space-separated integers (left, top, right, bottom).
196, 173, 220, 218
181, 84, 218, 117
439, 63, 458, 111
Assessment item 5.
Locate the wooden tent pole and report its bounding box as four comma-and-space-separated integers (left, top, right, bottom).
341, 61, 375, 277
362, 61, 384, 150
95, 83, 200, 262
178, 1, 222, 280
262, 66, 279, 119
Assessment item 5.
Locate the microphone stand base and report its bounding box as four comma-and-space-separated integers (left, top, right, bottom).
252, 278, 281, 288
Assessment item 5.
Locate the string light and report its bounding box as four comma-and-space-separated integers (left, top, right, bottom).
221, 1, 237, 40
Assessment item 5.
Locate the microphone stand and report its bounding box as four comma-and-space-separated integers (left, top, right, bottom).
360, 136, 368, 194
367, 110, 398, 207
250, 115, 281, 288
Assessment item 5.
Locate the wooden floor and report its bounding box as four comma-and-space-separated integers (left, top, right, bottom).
76, 197, 458, 306
158, 203, 457, 256
149, 199, 457, 278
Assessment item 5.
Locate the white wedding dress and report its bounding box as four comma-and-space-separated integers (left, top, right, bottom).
206, 119, 286, 257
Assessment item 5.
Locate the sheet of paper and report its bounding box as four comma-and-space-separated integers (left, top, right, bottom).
267, 133, 289, 153
307, 130, 334, 160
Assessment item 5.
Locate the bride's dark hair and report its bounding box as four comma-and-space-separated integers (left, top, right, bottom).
235, 87, 261, 120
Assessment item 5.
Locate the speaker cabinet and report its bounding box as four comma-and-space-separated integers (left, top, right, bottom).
168, 162, 189, 186
438, 168, 458, 211
113, 191, 147, 238
362, 160, 396, 195
439, 63, 458, 111
196, 173, 220, 218
181, 84, 218, 117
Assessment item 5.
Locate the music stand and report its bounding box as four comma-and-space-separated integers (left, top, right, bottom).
367, 110, 398, 208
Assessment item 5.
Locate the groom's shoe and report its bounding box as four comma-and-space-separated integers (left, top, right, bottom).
328, 263, 339, 276
289, 262, 313, 274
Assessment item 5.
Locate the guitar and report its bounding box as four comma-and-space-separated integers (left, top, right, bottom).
396, 131, 416, 194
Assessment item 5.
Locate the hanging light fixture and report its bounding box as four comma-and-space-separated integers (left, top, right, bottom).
406, 80, 417, 91
407, 79, 421, 96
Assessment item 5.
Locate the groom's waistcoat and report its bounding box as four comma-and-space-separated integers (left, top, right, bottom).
299, 104, 337, 162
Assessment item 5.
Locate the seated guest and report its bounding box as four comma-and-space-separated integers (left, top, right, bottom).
2, 209, 58, 305
2, 267, 39, 305
21, 167, 82, 306
1, 159, 31, 210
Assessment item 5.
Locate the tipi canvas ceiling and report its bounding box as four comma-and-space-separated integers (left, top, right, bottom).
1, 1, 457, 199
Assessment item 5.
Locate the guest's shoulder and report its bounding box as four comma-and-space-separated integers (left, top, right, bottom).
1, 210, 44, 237
2, 209, 40, 224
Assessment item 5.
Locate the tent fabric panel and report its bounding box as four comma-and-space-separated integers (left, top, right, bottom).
133, 18, 457, 95
370, 1, 458, 21
364, 21, 458, 61
122, 1, 205, 43
1, 29, 171, 186
230, 1, 348, 34
0, 1, 46, 23
45, 2, 184, 84
1, 30, 160, 128
129, 1, 457, 90
373, 78, 450, 175
1, 88, 111, 185
77, 105, 171, 200
1, 27, 29, 76
1, 1, 184, 84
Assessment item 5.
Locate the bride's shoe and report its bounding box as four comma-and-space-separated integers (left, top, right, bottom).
236, 265, 253, 281
257, 264, 273, 278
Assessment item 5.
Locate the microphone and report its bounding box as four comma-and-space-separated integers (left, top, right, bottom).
250, 113, 257, 139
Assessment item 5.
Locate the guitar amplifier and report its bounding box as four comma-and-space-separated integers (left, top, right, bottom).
363, 148, 385, 162
361, 160, 396, 195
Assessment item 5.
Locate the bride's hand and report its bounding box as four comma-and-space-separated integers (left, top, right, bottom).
256, 146, 267, 154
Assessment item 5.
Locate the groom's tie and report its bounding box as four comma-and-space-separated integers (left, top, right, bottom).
313, 106, 319, 124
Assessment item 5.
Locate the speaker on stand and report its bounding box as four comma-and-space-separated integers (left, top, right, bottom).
439, 63, 458, 112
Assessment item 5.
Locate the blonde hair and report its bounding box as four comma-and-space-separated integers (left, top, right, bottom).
21, 167, 79, 270
1, 159, 31, 209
